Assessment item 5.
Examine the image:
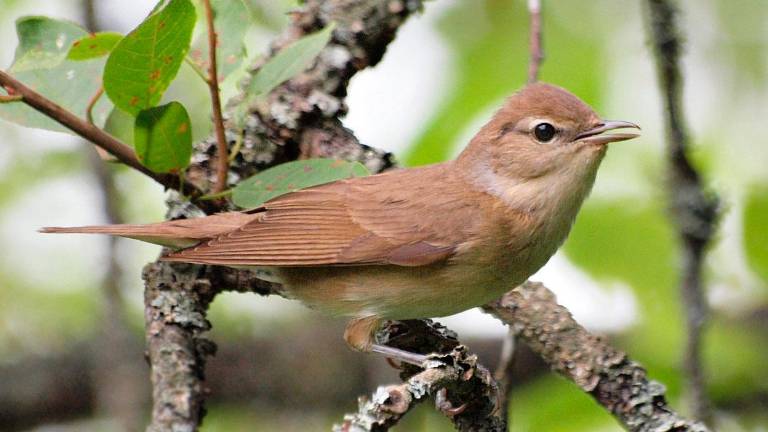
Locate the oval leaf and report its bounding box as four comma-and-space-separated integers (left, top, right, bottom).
234, 23, 335, 127
134, 102, 192, 173
247, 23, 334, 96
11, 16, 83, 72
232, 158, 369, 209
104, 0, 196, 116
0, 18, 112, 132
68, 32, 123, 60
189, 0, 250, 81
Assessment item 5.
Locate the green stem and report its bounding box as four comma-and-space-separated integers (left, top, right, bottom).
228, 131, 244, 163
198, 189, 233, 201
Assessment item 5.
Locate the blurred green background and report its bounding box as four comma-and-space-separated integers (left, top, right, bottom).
0, 0, 766, 430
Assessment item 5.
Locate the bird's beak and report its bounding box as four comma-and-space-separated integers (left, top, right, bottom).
576, 120, 641, 145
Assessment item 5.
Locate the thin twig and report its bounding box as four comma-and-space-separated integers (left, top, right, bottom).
644, 0, 719, 425
0, 69, 207, 203
493, 329, 517, 427
0, 94, 23, 103
527, 0, 544, 83
202, 0, 230, 193
85, 86, 104, 125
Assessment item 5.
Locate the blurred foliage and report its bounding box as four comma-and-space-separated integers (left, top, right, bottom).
744, 185, 768, 283
0, 0, 766, 430
0, 17, 113, 131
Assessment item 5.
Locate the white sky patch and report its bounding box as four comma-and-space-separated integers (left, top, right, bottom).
0, 176, 105, 291
343, 0, 456, 156
440, 252, 639, 338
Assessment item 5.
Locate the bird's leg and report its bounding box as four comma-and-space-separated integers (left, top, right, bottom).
344, 316, 429, 366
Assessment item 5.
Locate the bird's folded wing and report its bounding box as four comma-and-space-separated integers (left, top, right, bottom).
164, 166, 471, 267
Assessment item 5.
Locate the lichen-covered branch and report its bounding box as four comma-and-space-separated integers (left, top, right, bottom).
335, 321, 504, 431
143, 262, 216, 431
142, 1, 423, 430
484, 282, 710, 432
644, 0, 719, 424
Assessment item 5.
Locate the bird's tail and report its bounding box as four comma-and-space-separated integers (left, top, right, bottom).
40, 212, 260, 248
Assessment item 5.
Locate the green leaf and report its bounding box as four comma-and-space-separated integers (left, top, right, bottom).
189, 0, 250, 81
232, 158, 369, 209
11, 16, 83, 72
134, 101, 192, 172
744, 185, 768, 283
234, 23, 334, 127
248, 23, 334, 96
67, 32, 123, 60
104, 0, 197, 116
0, 18, 112, 132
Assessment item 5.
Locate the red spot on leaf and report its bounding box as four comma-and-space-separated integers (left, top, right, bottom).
177, 123, 189, 134
303, 165, 313, 173
129, 96, 139, 106
149, 70, 161, 80
330, 160, 344, 168
266, 184, 274, 191
89, 44, 98, 49
73, 41, 81, 47
164, 55, 174, 64
287, 183, 296, 189
159, 21, 166, 29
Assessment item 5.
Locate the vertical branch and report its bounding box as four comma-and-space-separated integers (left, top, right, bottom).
527, 0, 544, 83
493, 330, 517, 427
143, 262, 216, 431
202, 0, 230, 193
644, 0, 719, 424
495, 1, 547, 423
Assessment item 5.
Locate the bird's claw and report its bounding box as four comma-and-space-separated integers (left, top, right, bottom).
435, 388, 468, 418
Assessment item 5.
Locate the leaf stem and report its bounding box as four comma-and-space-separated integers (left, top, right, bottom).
0, 94, 23, 103
198, 188, 233, 201
183, 56, 209, 83
228, 130, 244, 163
202, 0, 230, 194
85, 86, 104, 125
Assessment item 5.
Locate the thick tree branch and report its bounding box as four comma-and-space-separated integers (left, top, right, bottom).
335, 321, 504, 431
141, 1, 421, 429
644, 0, 719, 424
0, 70, 205, 201
143, 262, 217, 432
484, 282, 710, 432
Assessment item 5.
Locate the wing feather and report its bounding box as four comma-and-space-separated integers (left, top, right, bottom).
164, 164, 474, 266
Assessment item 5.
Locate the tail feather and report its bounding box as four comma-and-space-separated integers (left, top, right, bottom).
40, 212, 261, 248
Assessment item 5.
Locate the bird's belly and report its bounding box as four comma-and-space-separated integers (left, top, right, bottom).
272, 261, 524, 320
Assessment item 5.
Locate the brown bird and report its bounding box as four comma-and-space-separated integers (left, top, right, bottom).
42, 83, 639, 364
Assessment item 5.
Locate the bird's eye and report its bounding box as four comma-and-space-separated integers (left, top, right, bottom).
533, 122, 556, 143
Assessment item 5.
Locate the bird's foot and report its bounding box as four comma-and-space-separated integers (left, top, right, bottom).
435, 388, 468, 417
371, 343, 429, 366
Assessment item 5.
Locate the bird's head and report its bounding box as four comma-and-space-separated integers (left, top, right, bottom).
459, 82, 640, 183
